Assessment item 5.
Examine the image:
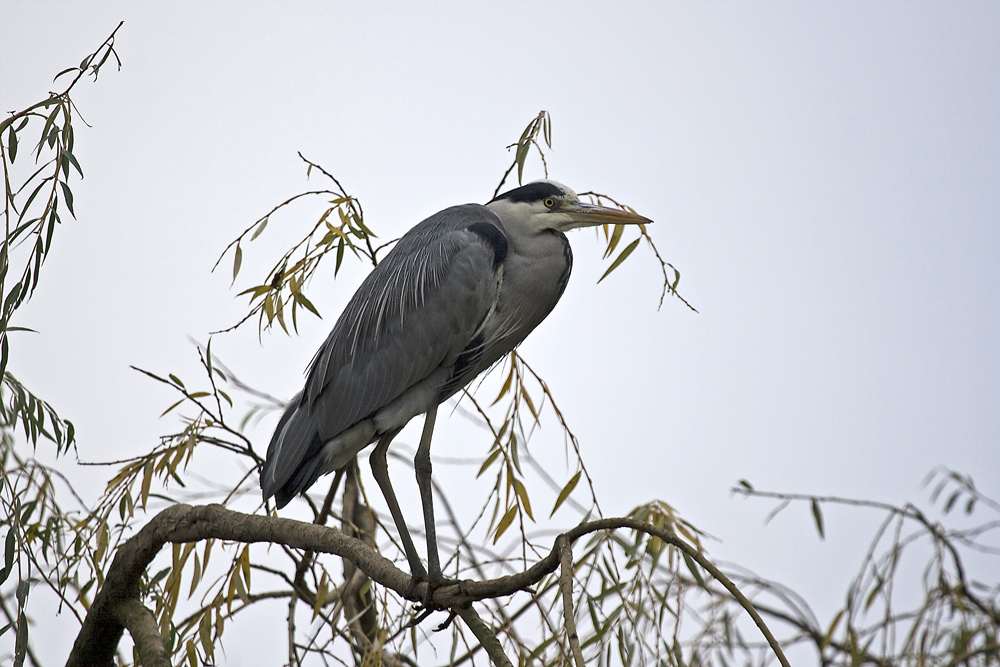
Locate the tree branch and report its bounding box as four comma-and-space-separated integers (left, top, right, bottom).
66, 505, 788, 667
114, 599, 170, 667
455, 605, 514, 667
558, 536, 585, 667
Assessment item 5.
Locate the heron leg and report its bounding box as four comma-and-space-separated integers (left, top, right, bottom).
414, 406, 443, 581
369, 430, 428, 581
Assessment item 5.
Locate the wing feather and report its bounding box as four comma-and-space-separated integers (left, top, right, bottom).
262, 204, 507, 503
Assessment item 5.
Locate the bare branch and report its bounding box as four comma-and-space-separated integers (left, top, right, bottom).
558, 537, 585, 667
455, 605, 514, 667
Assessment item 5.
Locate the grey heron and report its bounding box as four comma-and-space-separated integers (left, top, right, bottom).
260, 179, 650, 583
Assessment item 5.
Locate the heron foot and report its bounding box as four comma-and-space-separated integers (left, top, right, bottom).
405, 572, 461, 621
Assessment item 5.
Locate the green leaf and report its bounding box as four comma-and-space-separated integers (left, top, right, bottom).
237, 284, 272, 299
515, 140, 529, 184
7, 126, 17, 163
19, 179, 49, 223
597, 237, 640, 284
16, 579, 29, 607
0, 530, 15, 585
514, 119, 534, 184
335, 237, 346, 275
292, 291, 321, 318
59, 181, 75, 218
682, 551, 708, 591
351, 212, 377, 238
476, 448, 501, 478
864, 574, 886, 611
37, 104, 62, 159
550, 470, 581, 518
160, 398, 184, 417
53, 67, 78, 82
943, 490, 960, 514
4, 281, 24, 315
14, 611, 27, 667
63, 149, 84, 178
232, 244, 242, 283
1, 333, 8, 378
250, 217, 268, 241
821, 610, 844, 650
811, 498, 825, 539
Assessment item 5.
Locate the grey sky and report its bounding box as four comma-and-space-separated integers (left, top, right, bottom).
3, 2, 999, 664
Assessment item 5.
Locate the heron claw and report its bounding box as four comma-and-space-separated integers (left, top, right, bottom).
434, 610, 458, 632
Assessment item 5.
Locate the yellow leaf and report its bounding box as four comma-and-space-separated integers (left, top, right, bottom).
263, 295, 275, 322
492, 359, 516, 406
94, 520, 109, 563
140, 460, 154, 510
275, 296, 288, 333
520, 386, 538, 421
189, 552, 202, 598
493, 505, 518, 543
240, 545, 251, 587
199, 613, 214, 659
603, 222, 625, 259
313, 572, 328, 619
512, 478, 534, 521
202, 539, 213, 571
185, 639, 197, 667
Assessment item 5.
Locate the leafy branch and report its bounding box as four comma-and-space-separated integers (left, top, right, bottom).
1, 21, 123, 377
731, 473, 1000, 666
0, 24, 123, 667
213, 153, 376, 337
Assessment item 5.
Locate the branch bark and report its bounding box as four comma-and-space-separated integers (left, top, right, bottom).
114, 599, 170, 667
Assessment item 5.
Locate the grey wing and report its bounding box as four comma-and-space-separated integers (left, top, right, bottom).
261, 204, 506, 503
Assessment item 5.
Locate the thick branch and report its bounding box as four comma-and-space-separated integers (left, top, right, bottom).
114, 599, 170, 667
66, 505, 788, 667
66, 503, 407, 667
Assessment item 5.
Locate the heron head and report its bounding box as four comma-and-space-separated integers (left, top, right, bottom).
486, 179, 652, 233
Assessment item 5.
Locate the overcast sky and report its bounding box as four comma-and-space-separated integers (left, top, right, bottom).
4, 2, 999, 664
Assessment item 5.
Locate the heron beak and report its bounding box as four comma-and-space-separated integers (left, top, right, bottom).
561, 202, 653, 230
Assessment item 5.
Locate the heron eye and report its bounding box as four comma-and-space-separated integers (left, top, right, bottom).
544, 198, 556, 209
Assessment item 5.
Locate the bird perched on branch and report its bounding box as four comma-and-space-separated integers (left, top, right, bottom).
261, 179, 651, 583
